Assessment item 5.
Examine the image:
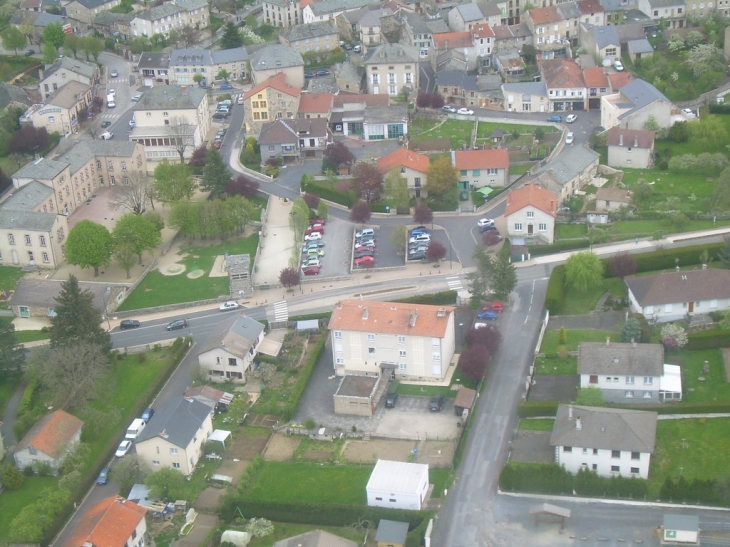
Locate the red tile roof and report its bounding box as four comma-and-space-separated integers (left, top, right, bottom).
242, 73, 300, 101
472, 23, 495, 39
332, 94, 390, 107
433, 31, 473, 50
454, 149, 509, 170
540, 59, 586, 89
63, 497, 146, 547
491, 25, 514, 40
583, 67, 608, 88
505, 182, 558, 217
298, 92, 333, 114
15, 409, 83, 459
377, 148, 430, 174
527, 6, 561, 25
578, 0, 604, 15
608, 72, 633, 91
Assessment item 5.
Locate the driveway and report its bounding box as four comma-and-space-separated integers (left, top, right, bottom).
547, 310, 625, 331
510, 429, 553, 464
528, 375, 579, 402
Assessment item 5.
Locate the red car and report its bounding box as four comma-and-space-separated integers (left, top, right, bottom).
301, 265, 320, 275
354, 245, 375, 253
354, 256, 375, 267
309, 218, 325, 226
213, 140, 222, 149
305, 224, 325, 236
482, 301, 504, 313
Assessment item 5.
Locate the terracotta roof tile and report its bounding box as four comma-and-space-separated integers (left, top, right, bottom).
608, 71, 633, 91
527, 5, 561, 25
606, 127, 654, 149
62, 497, 146, 547
505, 182, 558, 217
578, 0, 604, 14
298, 92, 333, 113
472, 23, 495, 38
541, 59, 585, 89
453, 149, 509, 170
242, 73, 300, 101
377, 148, 429, 174
583, 67, 608, 88
433, 31, 473, 50
15, 409, 83, 459
328, 299, 455, 338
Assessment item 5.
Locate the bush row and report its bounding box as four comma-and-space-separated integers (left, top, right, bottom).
685, 328, 730, 350
529, 239, 590, 256
632, 313, 652, 344
393, 290, 457, 306
289, 312, 332, 322
301, 181, 357, 208
281, 337, 326, 422
659, 475, 722, 505
499, 463, 648, 498
517, 401, 561, 418
545, 265, 565, 315
708, 103, 730, 115
601, 242, 724, 278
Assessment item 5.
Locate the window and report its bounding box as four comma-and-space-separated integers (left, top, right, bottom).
611, 450, 620, 459
526, 211, 534, 218
367, 333, 375, 341
170, 448, 178, 454
268, 145, 275, 151
539, 223, 547, 232
368, 348, 376, 354
172, 462, 181, 468
643, 391, 653, 398
163, 111, 169, 117
336, 357, 344, 364
42, 252, 49, 263
592, 463, 598, 470
399, 363, 407, 371
626, 376, 635, 384
25, 235, 31, 245
514, 223, 523, 231
334, 331, 342, 339
389, 499, 396, 502
625, 390, 634, 398
39, 236, 46, 246
252, 101, 259, 108
398, 335, 405, 344
589, 374, 598, 384
432, 352, 441, 361
121, 161, 127, 171
8, 234, 15, 245
593, 448, 598, 455
563, 446, 572, 452
152, 460, 160, 465
375, 497, 383, 501
630, 467, 640, 474
643, 377, 653, 385
399, 350, 407, 357
110, 176, 116, 185
631, 451, 640, 460
611, 465, 620, 472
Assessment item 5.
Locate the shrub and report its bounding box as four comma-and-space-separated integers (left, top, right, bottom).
281, 338, 326, 421
393, 291, 457, 306
2, 464, 24, 490
545, 265, 565, 315
300, 181, 357, 208
137, 352, 146, 363
499, 462, 573, 494
686, 328, 730, 350
602, 243, 724, 278
516, 401, 561, 418
529, 239, 590, 256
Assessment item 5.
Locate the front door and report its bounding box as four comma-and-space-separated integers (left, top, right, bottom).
527, 224, 534, 235
19, 306, 30, 318
688, 301, 694, 313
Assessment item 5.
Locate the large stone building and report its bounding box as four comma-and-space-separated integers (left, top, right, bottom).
242, 73, 301, 135
249, 44, 305, 89
66, 0, 121, 26
39, 57, 99, 102
262, 0, 301, 27
363, 43, 419, 96
20, 81, 92, 136
130, 0, 209, 38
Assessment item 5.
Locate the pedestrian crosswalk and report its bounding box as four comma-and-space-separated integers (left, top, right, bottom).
271, 300, 289, 322
100, 113, 120, 119
446, 275, 463, 291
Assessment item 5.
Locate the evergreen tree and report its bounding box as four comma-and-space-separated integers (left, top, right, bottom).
718, 238, 730, 268
619, 318, 642, 343
200, 147, 230, 196
490, 245, 517, 299
219, 22, 243, 49
51, 275, 112, 353
0, 320, 24, 378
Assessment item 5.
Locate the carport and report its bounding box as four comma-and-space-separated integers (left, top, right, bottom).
530, 503, 570, 531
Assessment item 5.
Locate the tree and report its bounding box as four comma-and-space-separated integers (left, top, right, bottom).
50, 275, 112, 353
661, 323, 688, 350
482, 230, 501, 246
350, 201, 371, 223
712, 166, 730, 210
413, 204, 433, 225
669, 121, 690, 142
193, 72, 204, 85
112, 455, 150, 494
154, 161, 196, 204
217, 68, 231, 82
425, 240, 446, 262
81, 35, 103, 62
181, 26, 198, 48
490, 245, 517, 299
279, 267, 300, 289
465, 324, 502, 353
107, 171, 155, 214
43, 22, 65, 49
316, 200, 329, 220
145, 467, 187, 501
65, 220, 113, 277
113, 213, 161, 265
226, 175, 259, 199
303, 192, 320, 210
2, 27, 26, 55
351, 161, 383, 202
383, 167, 409, 210
719, 238, 730, 268
167, 116, 195, 163
576, 386, 604, 406
619, 318, 643, 343
609, 252, 637, 278
644, 115, 660, 131
28, 342, 111, 410
322, 141, 355, 174
0, 320, 24, 378
246, 518, 274, 538
587, 226, 609, 245
558, 326, 567, 345
389, 224, 407, 253
458, 344, 490, 381
42, 42, 57, 65
467, 246, 493, 302
220, 22, 243, 49
200, 147, 230, 196
2, 464, 24, 490
10, 126, 49, 155
190, 144, 207, 167
564, 251, 604, 293
425, 156, 458, 198
687, 43, 725, 77
64, 33, 80, 57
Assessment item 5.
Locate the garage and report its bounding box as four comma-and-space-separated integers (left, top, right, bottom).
305, 150, 316, 158
589, 98, 601, 109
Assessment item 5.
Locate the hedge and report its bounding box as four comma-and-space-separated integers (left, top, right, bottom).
708, 103, 730, 115
632, 313, 652, 344
601, 242, 724, 278
529, 239, 590, 256
517, 401, 561, 418
545, 265, 565, 315
614, 401, 730, 414
281, 337, 326, 421
393, 290, 457, 306
289, 312, 332, 322
301, 181, 357, 208
685, 328, 730, 350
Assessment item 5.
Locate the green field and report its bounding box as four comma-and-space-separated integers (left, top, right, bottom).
118, 235, 258, 310
540, 329, 619, 353
396, 383, 457, 398
409, 118, 475, 149
0, 475, 61, 538
556, 224, 587, 239
475, 121, 559, 139
666, 349, 728, 404
535, 355, 577, 375
0, 266, 25, 292
519, 418, 555, 431
561, 277, 626, 316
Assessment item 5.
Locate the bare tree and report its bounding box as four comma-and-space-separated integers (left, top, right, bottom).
87, 124, 100, 140
107, 171, 155, 214
167, 116, 195, 164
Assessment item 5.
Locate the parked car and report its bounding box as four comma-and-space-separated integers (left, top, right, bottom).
213, 140, 222, 149
100, 131, 113, 140
316, 69, 330, 77
354, 256, 375, 266
429, 394, 445, 411
409, 233, 431, 244
141, 407, 154, 422
310, 218, 326, 226
304, 232, 323, 241
219, 99, 232, 106
457, 107, 474, 115
302, 257, 321, 268
129, 120, 136, 129
108, 89, 115, 96
408, 251, 426, 261
547, 115, 562, 123
213, 112, 228, 121
132, 94, 142, 102
442, 105, 457, 113
115, 440, 132, 457
96, 467, 110, 484
385, 392, 398, 408
565, 114, 577, 123
219, 301, 240, 311
682, 108, 696, 118
306, 223, 325, 235
101, 121, 112, 128
220, 83, 233, 90
237, 96, 244, 105
24, 49, 35, 56
356, 228, 375, 238
307, 248, 325, 257
110, 69, 118, 77
476, 310, 499, 320
613, 60, 624, 71
354, 245, 375, 253
482, 301, 504, 313
216, 128, 227, 137
410, 226, 429, 236
343, 43, 353, 50
120, 319, 140, 330
166, 319, 188, 331
354, 251, 375, 259
353, 45, 361, 52
356, 238, 375, 247
302, 241, 325, 252
301, 265, 320, 275
477, 218, 494, 227
565, 132, 574, 145
305, 72, 315, 79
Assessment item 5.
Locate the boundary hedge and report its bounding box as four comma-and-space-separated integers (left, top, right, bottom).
545, 265, 565, 315
686, 329, 730, 350
529, 239, 590, 256
601, 242, 724, 278
393, 290, 457, 306
301, 181, 356, 208
281, 337, 326, 421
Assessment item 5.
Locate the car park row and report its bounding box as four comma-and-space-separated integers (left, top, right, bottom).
353, 227, 376, 268
302, 219, 326, 275
407, 226, 431, 261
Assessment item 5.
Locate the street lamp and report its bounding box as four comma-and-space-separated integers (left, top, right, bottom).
103, 286, 111, 331
458, 322, 464, 350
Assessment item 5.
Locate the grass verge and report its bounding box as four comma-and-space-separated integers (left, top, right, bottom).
534, 356, 577, 375
540, 329, 619, 353
666, 349, 728, 404
0, 476, 61, 538
519, 418, 555, 431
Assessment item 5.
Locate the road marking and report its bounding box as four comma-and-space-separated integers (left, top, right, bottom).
446, 276, 463, 291
271, 300, 289, 322
100, 114, 120, 119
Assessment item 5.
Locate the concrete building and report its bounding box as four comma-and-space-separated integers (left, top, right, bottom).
136, 52, 170, 86
358, 7, 393, 47
66, 0, 121, 26
134, 396, 213, 475
20, 81, 92, 136
400, 11, 440, 59
502, 81, 549, 112
197, 315, 264, 383
366, 459, 429, 510
362, 105, 408, 141
302, 0, 373, 24
262, 0, 301, 27
583, 66, 610, 110
448, 2, 500, 32
627, 38, 654, 61
298, 92, 334, 120
505, 182, 558, 244
578, 0, 606, 25
279, 20, 339, 54
661, 515, 700, 545
93, 11, 134, 40
432, 31, 478, 71
169, 48, 249, 85
452, 148, 510, 189
375, 520, 410, 547
130, 0, 209, 38
242, 73, 301, 135
594, 186, 634, 211
13, 410, 83, 473
333, 374, 381, 416
550, 404, 657, 479
376, 148, 429, 200
259, 118, 331, 162
39, 57, 99, 102
0, 82, 32, 111
606, 127, 654, 169
579, 24, 620, 64
363, 43, 419, 96
61, 497, 147, 547
637, 0, 685, 28
335, 62, 364, 94
601, 78, 672, 130
523, 5, 575, 59
249, 44, 305, 89
530, 145, 600, 202
328, 299, 456, 382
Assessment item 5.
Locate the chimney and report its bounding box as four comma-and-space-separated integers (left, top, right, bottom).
568, 405, 573, 419
576, 417, 582, 431
437, 308, 446, 317
634, 136, 638, 147
182, 85, 187, 96
362, 307, 369, 320
606, 336, 610, 346
409, 309, 418, 327
619, 133, 623, 146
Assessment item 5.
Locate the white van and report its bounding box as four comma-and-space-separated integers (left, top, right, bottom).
356, 228, 374, 238
125, 418, 147, 440
106, 93, 115, 108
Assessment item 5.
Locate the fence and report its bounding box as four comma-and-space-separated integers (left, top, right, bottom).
524, 310, 550, 400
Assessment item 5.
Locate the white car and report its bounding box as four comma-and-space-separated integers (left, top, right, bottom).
565, 114, 577, 123
115, 440, 132, 457
219, 99, 232, 106
108, 89, 115, 96
613, 60, 624, 71
302, 257, 321, 268
100, 131, 113, 140
409, 233, 431, 244
129, 119, 136, 128
682, 108, 696, 118
131, 94, 142, 102
304, 232, 323, 241
442, 105, 457, 113
219, 301, 240, 311
110, 69, 118, 78
237, 97, 244, 105
565, 132, 574, 145
477, 218, 494, 227
457, 108, 474, 115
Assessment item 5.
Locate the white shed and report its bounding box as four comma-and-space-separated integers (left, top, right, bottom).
366, 459, 429, 511
662, 514, 699, 545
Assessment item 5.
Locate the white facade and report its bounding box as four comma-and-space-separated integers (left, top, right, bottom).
366, 460, 429, 510
507, 206, 555, 243
580, 371, 660, 401
198, 344, 260, 383
135, 412, 212, 475
555, 442, 652, 479
628, 291, 730, 324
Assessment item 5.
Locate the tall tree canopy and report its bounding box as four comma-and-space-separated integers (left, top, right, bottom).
51, 275, 112, 353
65, 220, 113, 277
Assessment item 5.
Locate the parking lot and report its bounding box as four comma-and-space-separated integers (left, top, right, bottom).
300, 216, 353, 278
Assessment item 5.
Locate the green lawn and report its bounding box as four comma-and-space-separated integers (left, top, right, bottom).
396, 383, 457, 398
519, 418, 555, 431
540, 329, 618, 353
621, 168, 717, 213
14, 330, 50, 343
612, 219, 730, 236
118, 236, 258, 310
475, 121, 558, 139
509, 163, 536, 176
0, 265, 25, 291
409, 118, 475, 149
666, 349, 729, 404
243, 462, 371, 505
561, 277, 626, 316
556, 224, 587, 239
430, 468, 452, 497
0, 475, 61, 539
534, 355, 577, 375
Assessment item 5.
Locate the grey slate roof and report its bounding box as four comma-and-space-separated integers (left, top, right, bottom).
13, 157, 68, 181
135, 2, 185, 22
593, 25, 620, 48
550, 405, 658, 453
0, 209, 57, 231
250, 44, 304, 71
281, 20, 337, 42
138, 51, 170, 69
309, 0, 373, 16
337, 61, 363, 82
618, 78, 670, 120
170, 48, 213, 66
50, 139, 139, 175
133, 85, 206, 111
0, 180, 53, 213
624, 269, 730, 307
438, 70, 479, 91
502, 81, 548, 96
477, 0, 502, 17
359, 7, 392, 26
272, 530, 357, 547
197, 315, 264, 359
426, 18, 450, 33
401, 11, 430, 34
533, 145, 599, 187
45, 57, 97, 80
135, 396, 211, 448
70, 0, 114, 8
454, 2, 485, 22
375, 521, 409, 544
259, 118, 329, 145
645, 0, 683, 7
10, 279, 123, 309
363, 43, 419, 65
366, 105, 407, 123
94, 11, 134, 25
33, 11, 65, 27
577, 341, 664, 376
599, 0, 624, 11
557, 1, 581, 19
308, 77, 340, 93
662, 514, 699, 532
0, 82, 32, 109
211, 47, 249, 63
628, 38, 653, 54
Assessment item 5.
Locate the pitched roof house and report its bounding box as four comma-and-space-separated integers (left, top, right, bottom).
583, 66, 610, 109
249, 44, 305, 89
505, 182, 558, 243
298, 92, 334, 119
14, 409, 83, 473
61, 497, 147, 547
531, 145, 600, 201
594, 186, 633, 211
197, 315, 265, 383
452, 149, 510, 188
606, 127, 655, 169
539, 58, 587, 112
375, 520, 409, 547
550, 404, 658, 479
601, 78, 672, 130
242, 73, 302, 135
273, 530, 357, 547
363, 43, 419, 95
376, 148, 430, 199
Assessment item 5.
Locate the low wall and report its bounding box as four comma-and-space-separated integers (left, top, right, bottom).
112, 296, 229, 319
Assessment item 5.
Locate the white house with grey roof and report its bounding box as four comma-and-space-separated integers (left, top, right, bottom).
169, 48, 249, 85
579, 24, 621, 63
366, 459, 429, 510
363, 43, 419, 95
637, 0, 685, 28
134, 396, 213, 475
363, 105, 408, 141
197, 315, 264, 383
302, 0, 373, 24
130, 0, 209, 39
249, 44, 305, 89
39, 57, 99, 102
65, 0, 121, 26
530, 145, 600, 202
550, 404, 658, 479
601, 78, 672, 130
502, 81, 549, 113
262, 0, 301, 27
137, 52, 171, 86
399, 11, 441, 58
279, 20, 339, 54
20, 80, 93, 136
448, 2, 500, 32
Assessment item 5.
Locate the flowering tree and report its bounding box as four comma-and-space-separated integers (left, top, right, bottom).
660, 323, 688, 350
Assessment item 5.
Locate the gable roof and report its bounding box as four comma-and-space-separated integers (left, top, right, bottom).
328, 299, 455, 337
69, 0, 115, 8
472, 22, 495, 38
137, 51, 170, 69
550, 405, 658, 453
15, 409, 83, 458
363, 43, 419, 64
540, 58, 586, 89
433, 31, 473, 50
170, 48, 213, 66
577, 341, 664, 376
135, 397, 211, 448
628, 38, 653, 54
625, 269, 730, 307
211, 47, 249, 64
453, 148, 509, 170
9, 279, 124, 311
583, 67, 608, 88
377, 148, 430, 174
46, 80, 91, 109
579, 0, 604, 13
272, 530, 358, 547
197, 315, 265, 359
606, 127, 654, 149
454, 2, 485, 22
44, 57, 97, 80
0, 180, 53, 213
61, 497, 146, 547
298, 92, 333, 113
243, 73, 301, 101
618, 79, 670, 120
281, 20, 337, 42
532, 145, 599, 188
527, 5, 561, 25
492, 24, 514, 40
502, 81, 548, 96
308, 0, 373, 16
592, 24, 619, 48
250, 44, 304, 71
505, 182, 558, 217
332, 94, 390, 108
607, 71, 633, 91
359, 7, 393, 26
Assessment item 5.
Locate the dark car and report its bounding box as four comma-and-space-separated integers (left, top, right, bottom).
96, 467, 110, 485
476, 310, 498, 321
213, 140, 222, 149
220, 83, 233, 90
141, 407, 154, 422
25, 49, 35, 56
343, 43, 353, 50
479, 224, 497, 233
315, 70, 330, 77
354, 251, 375, 259
429, 394, 445, 412
120, 319, 140, 330
547, 115, 562, 123
301, 265, 320, 275
385, 392, 398, 408
304, 72, 315, 79
101, 120, 112, 128
408, 252, 426, 261
166, 319, 188, 331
